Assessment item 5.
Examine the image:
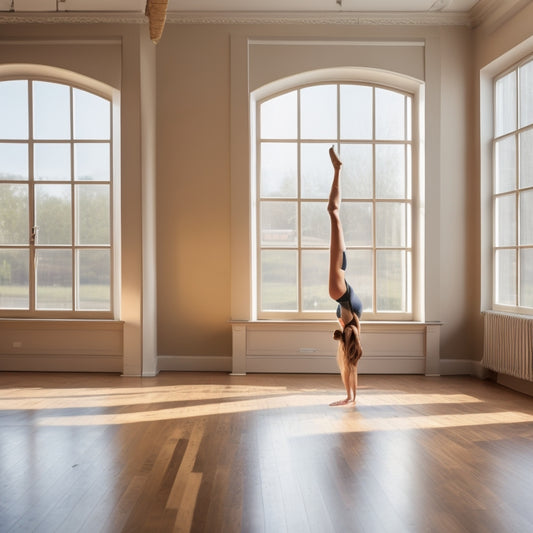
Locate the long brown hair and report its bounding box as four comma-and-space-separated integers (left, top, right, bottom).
333, 323, 362, 366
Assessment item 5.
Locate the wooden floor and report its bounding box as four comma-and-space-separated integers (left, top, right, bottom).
1, 372, 533, 533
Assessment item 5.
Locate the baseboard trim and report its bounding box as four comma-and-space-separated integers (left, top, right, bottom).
497, 373, 533, 397
157, 355, 491, 377
158, 355, 232, 372
439, 359, 489, 379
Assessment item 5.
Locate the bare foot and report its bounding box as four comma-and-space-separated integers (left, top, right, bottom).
329, 146, 342, 170
329, 398, 355, 406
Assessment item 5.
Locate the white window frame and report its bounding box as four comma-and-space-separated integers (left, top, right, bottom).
252, 79, 421, 322
480, 37, 533, 317
0, 72, 119, 319
491, 54, 533, 315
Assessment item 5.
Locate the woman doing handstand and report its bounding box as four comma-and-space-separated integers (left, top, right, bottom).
328, 146, 363, 406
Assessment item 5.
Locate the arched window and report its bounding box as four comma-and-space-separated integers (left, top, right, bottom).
0, 78, 115, 317
254, 82, 416, 320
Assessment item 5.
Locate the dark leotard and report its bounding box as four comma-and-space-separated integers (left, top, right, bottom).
335, 251, 363, 320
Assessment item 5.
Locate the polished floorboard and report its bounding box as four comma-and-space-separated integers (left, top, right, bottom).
1, 372, 533, 533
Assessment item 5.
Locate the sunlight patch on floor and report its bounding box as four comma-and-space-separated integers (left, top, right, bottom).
13, 386, 529, 431
0, 383, 482, 411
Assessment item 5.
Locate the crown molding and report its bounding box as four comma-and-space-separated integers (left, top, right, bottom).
0, 10, 472, 26
165, 11, 471, 26
0, 12, 144, 24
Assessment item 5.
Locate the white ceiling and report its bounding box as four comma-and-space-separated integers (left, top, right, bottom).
1, 0, 481, 14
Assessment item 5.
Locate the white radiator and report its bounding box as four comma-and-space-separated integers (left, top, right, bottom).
482, 311, 533, 381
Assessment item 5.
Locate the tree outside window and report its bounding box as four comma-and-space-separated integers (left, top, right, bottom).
256, 83, 414, 320
0, 79, 112, 315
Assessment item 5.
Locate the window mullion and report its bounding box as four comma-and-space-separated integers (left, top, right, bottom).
297, 88, 302, 313
515, 61, 521, 307
515, 135, 522, 307
372, 86, 377, 315
70, 86, 76, 312
28, 79, 36, 313
516, 65, 520, 306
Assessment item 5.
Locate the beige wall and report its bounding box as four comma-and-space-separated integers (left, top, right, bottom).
474, 1, 533, 69
156, 25, 231, 359
438, 26, 478, 360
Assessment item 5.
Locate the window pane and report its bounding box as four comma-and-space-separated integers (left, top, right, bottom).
520, 189, 533, 245
494, 194, 516, 246
300, 85, 337, 140
301, 142, 333, 198
261, 201, 297, 247
0, 80, 28, 139
34, 143, 71, 181
341, 202, 372, 247
519, 129, 533, 188
77, 249, 110, 311
261, 250, 297, 311
74, 143, 110, 181
340, 144, 373, 199
302, 250, 329, 311
375, 144, 405, 199
519, 60, 533, 128
494, 136, 516, 194
301, 201, 328, 247
33, 81, 70, 140
340, 85, 372, 140
260, 91, 297, 139
0, 143, 28, 180
73, 89, 110, 140
495, 249, 516, 306
0, 184, 28, 245
76, 184, 110, 245
35, 184, 71, 245
376, 250, 408, 312
260, 143, 297, 198
36, 249, 72, 310
376, 88, 405, 140
345, 250, 372, 312
520, 248, 533, 308
376, 202, 406, 247
0, 249, 29, 309
495, 71, 516, 137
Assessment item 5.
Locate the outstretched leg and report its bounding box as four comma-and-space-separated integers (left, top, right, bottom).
328, 147, 359, 407
328, 146, 346, 302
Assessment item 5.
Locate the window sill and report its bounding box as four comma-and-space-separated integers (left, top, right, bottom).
0, 318, 124, 329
